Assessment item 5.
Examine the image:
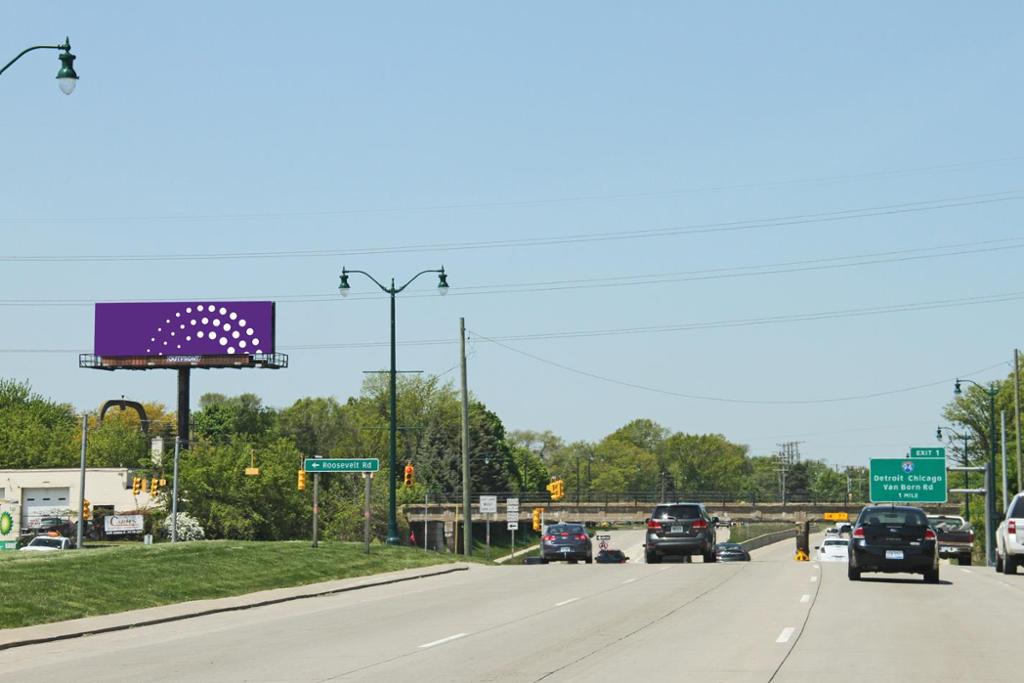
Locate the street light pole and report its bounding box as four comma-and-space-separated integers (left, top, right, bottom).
340, 266, 449, 545
1, 37, 78, 94
955, 379, 999, 566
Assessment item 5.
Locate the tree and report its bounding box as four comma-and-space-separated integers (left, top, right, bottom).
193, 393, 278, 444
660, 433, 749, 496
0, 379, 77, 468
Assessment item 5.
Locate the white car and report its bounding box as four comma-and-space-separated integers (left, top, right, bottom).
817, 537, 850, 562
996, 492, 1024, 574
19, 535, 72, 552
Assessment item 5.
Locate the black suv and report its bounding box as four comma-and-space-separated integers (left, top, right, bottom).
645, 502, 718, 563
848, 505, 939, 582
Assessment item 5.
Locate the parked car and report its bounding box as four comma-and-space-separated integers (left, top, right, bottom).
19, 535, 73, 552
996, 492, 1024, 574
541, 523, 593, 564
848, 505, 939, 582
927, 514, 974, 566
595, 549, 629, 564
816, 537, 850, 562
714, 542, 750, 562
644, 502, 718, 564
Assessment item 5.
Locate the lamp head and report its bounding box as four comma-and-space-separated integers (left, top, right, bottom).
56, 43, 77, 95
954, 380, 962, 396
437, 268, 449, 295
936, 427, 942, 442
338, 271, 350, 297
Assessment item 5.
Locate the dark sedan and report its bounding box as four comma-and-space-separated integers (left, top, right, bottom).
848, 505, 939, 582
595, 549, 628, 564
541, 524, 593, 564
714, 542, 750, 562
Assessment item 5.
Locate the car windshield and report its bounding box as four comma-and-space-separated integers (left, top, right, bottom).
547, 525, 584, 535
822, 539, 848, 546
29, 537, 63, 548
652, 504, 702, 520
928, 516, 966, 531
717, 543, 742, 550
859, 508, 928, 526
1009, 497, 1024, 519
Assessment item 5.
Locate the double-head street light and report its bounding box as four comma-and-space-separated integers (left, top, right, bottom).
937, 425, 973, 518
339, 266, 449, 545
1, 37, 78, 94
954, 378, 998, 565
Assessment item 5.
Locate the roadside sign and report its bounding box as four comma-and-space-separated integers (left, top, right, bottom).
909, 447, 945, 459
479, 495, 497, 514
506, 497, 520, 510
304, 458, 380, 473
599, 541, 609, 550
823, 512, 849, 522
596, 534, 612, 541
507, 521, 519, 531
104, 514, 145, 536
869, 457, 947, 503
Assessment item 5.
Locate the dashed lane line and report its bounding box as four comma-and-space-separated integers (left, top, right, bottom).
555, 598, 580, 607
418, 633, 468, 649
776, 627, 796, 643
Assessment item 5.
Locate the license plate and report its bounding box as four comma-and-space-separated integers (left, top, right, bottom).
560, 547, 571, 553
671, 526, 685, 533
885, 550, 904, 560
941, 546, 956, 553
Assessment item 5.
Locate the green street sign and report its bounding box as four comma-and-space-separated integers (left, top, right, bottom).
304, 458, 380, 473
870, 457, 947, 503
909, 447, 945, 458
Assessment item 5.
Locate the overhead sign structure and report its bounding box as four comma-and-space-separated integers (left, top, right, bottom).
870, 458, 947, 503
909, 447, 945, 459
304, 458, 380, 473
479, 495, 497, 514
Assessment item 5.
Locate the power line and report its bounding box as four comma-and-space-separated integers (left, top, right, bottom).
1, 235, 1021, 306
5, 155, 1023, 225
0, 190, 1017, 263
467, 328, 1008, 405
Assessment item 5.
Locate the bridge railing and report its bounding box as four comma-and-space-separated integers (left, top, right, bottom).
414, 490, 869, 507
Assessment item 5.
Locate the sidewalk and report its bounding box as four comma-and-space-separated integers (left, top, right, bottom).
0, 563, 472, 652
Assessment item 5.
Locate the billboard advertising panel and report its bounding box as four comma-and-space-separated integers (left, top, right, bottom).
95, 302, 275, 357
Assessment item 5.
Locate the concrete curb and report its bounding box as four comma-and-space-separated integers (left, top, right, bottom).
493, 544, 540, 564
0, 563, 471, 652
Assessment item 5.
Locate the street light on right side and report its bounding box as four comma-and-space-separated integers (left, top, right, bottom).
954, 378, 998, 566
0, 37, 78, 94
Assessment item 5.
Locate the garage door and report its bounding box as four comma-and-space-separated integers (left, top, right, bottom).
22, 487, 71, 528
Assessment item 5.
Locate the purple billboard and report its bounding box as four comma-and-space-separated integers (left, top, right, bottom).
95, 302, 275, 357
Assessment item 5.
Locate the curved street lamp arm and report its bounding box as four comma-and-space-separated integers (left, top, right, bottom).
395, 268, 444, 294
342, 268, 392, 294
0, 40, 70, 78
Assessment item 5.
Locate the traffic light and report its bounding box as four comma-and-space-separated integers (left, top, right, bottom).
546, 480, 557, 499
132, 477, 142, 495
150, 478, 159, 495
81, 499, 91, 521
532, 507, 542, 532
546, 479, 564, 501
297, 469, 306, 491
404, 463, 415, 487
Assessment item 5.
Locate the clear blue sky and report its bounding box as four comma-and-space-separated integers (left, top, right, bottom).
2, 3, 1022, 466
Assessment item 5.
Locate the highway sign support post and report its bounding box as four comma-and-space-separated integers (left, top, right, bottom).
480, 495, 497, 559
507, 497, 519, 558
303, 457, 381, 549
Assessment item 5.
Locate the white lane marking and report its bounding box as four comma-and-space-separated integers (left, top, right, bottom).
622, 578, 637, 584
960, 568, 972, 573
810, 576, 818, 582
555, 597, 580, 607
776, 627, 796, 643
800, 594, 810, 603
419, 633, 468, 649
812, 564, 820, 569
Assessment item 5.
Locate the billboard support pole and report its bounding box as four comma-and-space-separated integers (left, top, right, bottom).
177, 368, 190, 450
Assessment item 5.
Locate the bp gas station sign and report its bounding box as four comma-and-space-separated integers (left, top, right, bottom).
869, 458, 947, 503
0, 502, 19, 550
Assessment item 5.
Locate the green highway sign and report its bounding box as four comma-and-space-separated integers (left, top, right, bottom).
870, 457, 947, 503
304, 458, 380, 473
909, 447, 945, 458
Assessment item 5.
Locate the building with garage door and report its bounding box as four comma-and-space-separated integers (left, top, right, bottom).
0, 468, 161, 530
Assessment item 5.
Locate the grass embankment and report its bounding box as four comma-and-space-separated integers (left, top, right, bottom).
726, 522, 798, 544
471, 528, 541, 562
0, 540, 471, 630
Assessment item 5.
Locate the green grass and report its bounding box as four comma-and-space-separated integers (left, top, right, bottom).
0, 540, 474, 629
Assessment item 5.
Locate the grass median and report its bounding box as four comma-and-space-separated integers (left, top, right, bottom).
0, 540, 472, 630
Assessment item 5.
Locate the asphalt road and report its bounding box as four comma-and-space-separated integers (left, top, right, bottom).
1, 531, 1019, 682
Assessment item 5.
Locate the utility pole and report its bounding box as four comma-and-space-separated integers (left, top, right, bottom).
1015, 349, 1022, 493
459, 318, 472, 557
1002, 410, 1009, 513
775, 442, 802, 503
76, 414, 87, 550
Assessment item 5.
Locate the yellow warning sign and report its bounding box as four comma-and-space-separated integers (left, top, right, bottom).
795, 549, 810, 561
823, 512, 849, 522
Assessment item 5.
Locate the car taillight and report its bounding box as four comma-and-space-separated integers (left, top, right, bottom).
647, 520, 662, 531
923, 528, 937, 541
1010, 520, 1017, 534
852, 527, 865, 539
575, 534, 588, 541
543, 535, 555, 542
691, 520, 708, 529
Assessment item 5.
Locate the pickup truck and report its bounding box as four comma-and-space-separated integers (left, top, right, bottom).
927, 514, 975, 566
996, 493, 1024, 574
